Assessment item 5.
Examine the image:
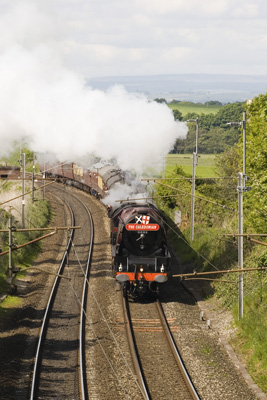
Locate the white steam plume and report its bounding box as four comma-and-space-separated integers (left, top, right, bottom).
0, 2, 187, 174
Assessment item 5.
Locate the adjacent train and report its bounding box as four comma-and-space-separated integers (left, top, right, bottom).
42, 161, 171, 296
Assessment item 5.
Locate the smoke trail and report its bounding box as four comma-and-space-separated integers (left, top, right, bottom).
0, 2, 187, 174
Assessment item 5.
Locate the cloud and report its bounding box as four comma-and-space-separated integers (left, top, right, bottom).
134, 0, 229, 17
1, 0, 267, 109
132, 14, 152, 26
0, 2, 187, 174
231, 2, 259, 18
162, 47, 193, 63
21, 0, 266, 77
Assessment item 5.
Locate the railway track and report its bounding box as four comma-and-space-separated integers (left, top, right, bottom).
1, 179, 262, 400
122, 294, 200, 400
30, 188, 94, 400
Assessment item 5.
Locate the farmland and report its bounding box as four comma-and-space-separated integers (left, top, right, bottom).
167, 101, 222, 116
165, 153, 216, 178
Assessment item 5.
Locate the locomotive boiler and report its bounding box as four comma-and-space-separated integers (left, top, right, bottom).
110, 202, 171, 296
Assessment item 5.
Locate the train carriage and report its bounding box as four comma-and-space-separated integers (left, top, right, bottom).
62, 163, 74, 180
0, 166, 20, 180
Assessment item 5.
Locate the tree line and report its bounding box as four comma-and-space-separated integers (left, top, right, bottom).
154, 99, 246, 154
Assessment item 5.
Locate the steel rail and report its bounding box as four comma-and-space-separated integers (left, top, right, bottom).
122, 294, 150, 400
74, 195, 94, 400
47, 186, 94, 400
156, 300, 200, 400
30, 201, 75, 400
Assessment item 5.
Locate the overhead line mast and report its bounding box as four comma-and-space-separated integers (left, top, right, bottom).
227, 111, 251, 319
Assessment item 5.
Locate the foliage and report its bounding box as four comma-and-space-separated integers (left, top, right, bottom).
212, 102, 245, 127
27, 199, 51, 229
0, 208, 10, 289
168, 99, 181, 105
243, 94, 267, 233
0, 142, 39, 173
154, 98, 167, 103
214, 145, 240, 203
205, 100, 223, 107
171, 102, 245, 154
157, 94, 267, 393
172, 109, 183, 121
160, 209, 198, 264
0, 187, 52, 293
230, 249, 267, 391
156, 166, 191, 211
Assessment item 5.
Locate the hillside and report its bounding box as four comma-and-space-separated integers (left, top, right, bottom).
87, 73, 267, 103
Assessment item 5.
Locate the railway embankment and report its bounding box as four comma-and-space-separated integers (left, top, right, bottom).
0, 189, 67, 399
0, 185, 266, 399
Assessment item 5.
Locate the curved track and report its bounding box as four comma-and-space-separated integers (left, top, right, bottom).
30, 187, 94, 400
122, 294, 200, 400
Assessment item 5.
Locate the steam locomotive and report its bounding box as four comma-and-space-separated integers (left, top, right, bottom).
110, 202, 170, 296
42, 161, 171, 296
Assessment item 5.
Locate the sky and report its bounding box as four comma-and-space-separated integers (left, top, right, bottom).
0, 0, 189, 173
1, 0, 267, 78
0, 0, 266, 174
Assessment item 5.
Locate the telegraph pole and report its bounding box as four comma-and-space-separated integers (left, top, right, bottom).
19, 149, 26, 228
22, 152, 26, 228
43, 159, 46, 200
242, 111, 246, 178
187, 117, 199, 242
8, 213, 13, 280
237, 172, 244, 318
32, 152, 35, 202
228, 111, 250, 319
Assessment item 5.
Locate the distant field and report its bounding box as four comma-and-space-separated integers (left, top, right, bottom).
168, 103, 221, 116
165, 154, 216, 178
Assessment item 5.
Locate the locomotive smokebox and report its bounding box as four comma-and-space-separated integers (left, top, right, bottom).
122, 212, 164, 256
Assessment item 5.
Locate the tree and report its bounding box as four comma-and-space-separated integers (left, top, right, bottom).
214, 145, 240, 203
170, 103, 245, 154
243, 94, 267, 232
154, 98, 167, 104
212, 102, 245, 128
204, 101, 222, 107
168, 99, 181, 105
173, 109, 183, 121
156, 165, 191, 219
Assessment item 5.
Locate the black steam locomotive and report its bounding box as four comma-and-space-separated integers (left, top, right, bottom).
110, 201, 171, 296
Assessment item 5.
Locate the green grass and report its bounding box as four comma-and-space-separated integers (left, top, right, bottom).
0, 295, 23, 318
165, 154, 216, 178
168, 103, 221, 116
0, 295, 22, 308
0, 183, 52, 295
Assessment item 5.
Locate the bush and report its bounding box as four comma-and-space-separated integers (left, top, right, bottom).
0, 187, 51, 292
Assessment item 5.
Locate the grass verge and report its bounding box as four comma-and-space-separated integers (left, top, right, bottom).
0, 185, 52, 296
